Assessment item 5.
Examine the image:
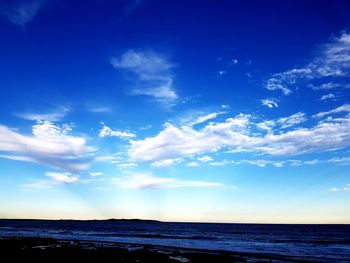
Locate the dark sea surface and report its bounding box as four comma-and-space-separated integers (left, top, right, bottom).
0, 219, 349, 262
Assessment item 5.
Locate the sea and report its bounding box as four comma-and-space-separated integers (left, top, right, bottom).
0, 219, 349, 262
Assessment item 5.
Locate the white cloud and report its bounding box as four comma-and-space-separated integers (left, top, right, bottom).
116, 163, 138, 168
286, 157, 350, 166
265, 32, 350, 95
113, 173, 223, 189
232, 159, 284, 168
202, 156, 350, 168
320, 93, 336, 101
0, 121, 95, 171
256, 120, 275, 131
16, 106, 70, 121
140, 125, 152, 130
210, 156, 350, 168
314, 104, 350, 118
0, 154, 37, 163
261, 98, 279, 108
129, 114, 251, 162
151, 158, 182, 168
99, 125, 136, 139
330, 183, 350, 192
209, 160, 230, 166
327, 157, 350, 164
197, 155, 213, 162
95, 155, 120, 162
111, 50, 172, 80
221, 104, 230, 109
46, 172, 79, 184
131, 81, 178, 104
265, 75, 293, 95
191, 112, 223, 126
111, 50, 178, 107
309, 82, 340, 90
128, 108, 350, 161
186, 161, 199, 167
232, 59, 238, 64
89, 107, 111, 113
275, 112, 307, 129
254, 119, 350, 156
218, 70, 227, 76
20, 180, 55, 191
90, 172, 103, 177
257, 112, 306, 131
0, 0, 43, 27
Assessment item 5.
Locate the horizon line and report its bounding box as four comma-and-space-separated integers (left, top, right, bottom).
1, 218, 349, 225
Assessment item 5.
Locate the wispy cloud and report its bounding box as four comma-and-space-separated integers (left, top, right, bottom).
261, 98, 279, 108
274, 112, 307, 129
46, 172, 79, 184
331, 183, 350, 192
217, 70, 227, 76
113, 173, 223, 189
16, 106, 70, 121
265, 32, 350, 95
20, 179, 55, 191
0, 121, 95, 171
257, 112, 306, 131
90, 172, 103, 177
89, 106, 111, 113
197, 155, 213, 162
208, 159, 284, 168
116, 163, 138, 168
130, 82, 178, 104
190, 112, 224, 126
186, 161, 199, 167
99, 124, 136, 139
0, 154, 36, 163
314, 104, 350, 118
232, 159, 284, 168
320, 93, 336, 101
0, 0, 43, 27
208, 160, 231, 166
207, 157, 350, 168
124, 0, 143, 15
151, 158, 182, 168
94, 155, 121, 162
111, 50, 178, 107
309, 82, 340, 90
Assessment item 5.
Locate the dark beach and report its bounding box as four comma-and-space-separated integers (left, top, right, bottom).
0, 236, 320, 263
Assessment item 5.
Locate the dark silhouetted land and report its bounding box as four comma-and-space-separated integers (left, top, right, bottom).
0, 236, 325, 263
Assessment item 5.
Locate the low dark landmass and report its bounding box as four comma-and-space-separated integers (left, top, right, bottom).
105, 218, 162, 223
0, 218, 162, 223
0, 237, 321, 263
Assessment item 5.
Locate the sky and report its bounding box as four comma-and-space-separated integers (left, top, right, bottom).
0, 0, 350, 223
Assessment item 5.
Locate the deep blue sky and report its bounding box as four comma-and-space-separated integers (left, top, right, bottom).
0, 0, 350, 222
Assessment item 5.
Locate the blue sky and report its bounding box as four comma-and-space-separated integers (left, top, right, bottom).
1, 0, 350, 223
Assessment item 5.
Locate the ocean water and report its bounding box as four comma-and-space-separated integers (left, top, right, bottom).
0, 220, 349, 262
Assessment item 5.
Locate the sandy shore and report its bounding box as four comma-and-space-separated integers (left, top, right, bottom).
0, 237, 320, 263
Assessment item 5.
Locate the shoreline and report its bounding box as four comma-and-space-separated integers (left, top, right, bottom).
0, 236, 324, 263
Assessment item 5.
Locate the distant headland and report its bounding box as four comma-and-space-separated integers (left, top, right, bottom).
0, 218, 162, 223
